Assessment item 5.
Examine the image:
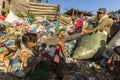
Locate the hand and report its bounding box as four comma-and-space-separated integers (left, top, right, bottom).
84, 29, 96, 34
82, 29, 91, 35
109, 66, 114, 71
58, 41, 64, 47
91, 29, 96, 33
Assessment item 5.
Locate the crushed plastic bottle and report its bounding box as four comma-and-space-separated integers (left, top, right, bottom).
91, 62, 101, 69
15, 68, 25, 78
85, 62, 92, 69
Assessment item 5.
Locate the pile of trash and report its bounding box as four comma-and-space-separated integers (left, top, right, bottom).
0, 10, 120, 80
110, 9, 120, 20
0, 10, 76, 80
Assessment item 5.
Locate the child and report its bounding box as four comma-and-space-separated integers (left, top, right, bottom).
15, 33, 51, 80
107, 46, 120, 80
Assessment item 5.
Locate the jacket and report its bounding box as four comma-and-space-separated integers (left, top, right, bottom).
94, 14, 113, 37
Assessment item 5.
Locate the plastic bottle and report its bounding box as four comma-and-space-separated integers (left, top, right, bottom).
5, 26, 10, 34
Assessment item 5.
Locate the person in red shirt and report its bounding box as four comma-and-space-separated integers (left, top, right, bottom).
73, 18, 86, 33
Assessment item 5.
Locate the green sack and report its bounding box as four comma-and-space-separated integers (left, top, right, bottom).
73, 31, 107, 59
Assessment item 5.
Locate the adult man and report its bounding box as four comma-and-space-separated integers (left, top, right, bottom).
83, 8, 113, 42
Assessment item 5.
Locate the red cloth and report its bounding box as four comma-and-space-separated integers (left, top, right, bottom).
0, 16, 6, 20
56, 47, 62, 51
73, 18, 86, 31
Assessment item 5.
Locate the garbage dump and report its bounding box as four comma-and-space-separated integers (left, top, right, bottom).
0, 8, 120, 80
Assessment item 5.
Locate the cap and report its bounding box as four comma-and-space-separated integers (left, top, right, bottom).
97, 8, 106, 13
55, 26, 66, 34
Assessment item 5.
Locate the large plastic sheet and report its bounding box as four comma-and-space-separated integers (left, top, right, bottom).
73, 31, 107, 59
108, 30, 120, 48
5, 10, 23, 23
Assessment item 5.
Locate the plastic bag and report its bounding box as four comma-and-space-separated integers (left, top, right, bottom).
5, 10, 23, 23
8, 59, 25, 78
108, 30, 120, 48
73, 31, 107, 59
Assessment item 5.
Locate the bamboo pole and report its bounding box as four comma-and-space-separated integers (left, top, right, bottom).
29, 6, 57, 10
30, 12, 56, 15
29, 9, 57, 12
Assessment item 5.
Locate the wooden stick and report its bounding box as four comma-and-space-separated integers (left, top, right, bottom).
29, 9, 57, 12
29, 12, 56, 15
29, 6, 57, 10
